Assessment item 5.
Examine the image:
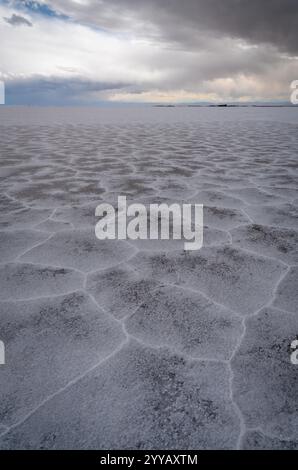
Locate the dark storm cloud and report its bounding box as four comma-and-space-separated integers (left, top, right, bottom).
140, 0, 298, 54
204, 0, 298, 54
45, 0, 298, 54
4, 13, 32, 27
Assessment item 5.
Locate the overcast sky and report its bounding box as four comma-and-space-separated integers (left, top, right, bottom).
0, 0, 298, 104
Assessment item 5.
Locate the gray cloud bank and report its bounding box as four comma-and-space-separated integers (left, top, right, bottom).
4, 77, 128, 105
46, 0, 298, 54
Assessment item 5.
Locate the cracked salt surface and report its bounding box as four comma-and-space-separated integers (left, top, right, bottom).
0, 107, 297, 449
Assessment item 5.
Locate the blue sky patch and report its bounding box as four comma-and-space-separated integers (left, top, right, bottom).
0, 0, 69, 20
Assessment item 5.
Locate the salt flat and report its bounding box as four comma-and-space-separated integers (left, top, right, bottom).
0, 107, 297, 449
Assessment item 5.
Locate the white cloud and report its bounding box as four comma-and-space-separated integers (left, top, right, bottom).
0, 4, 164, 83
